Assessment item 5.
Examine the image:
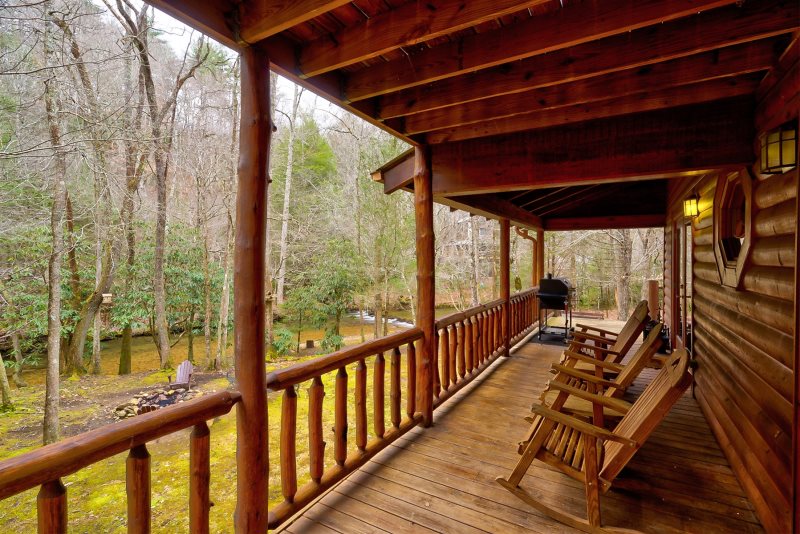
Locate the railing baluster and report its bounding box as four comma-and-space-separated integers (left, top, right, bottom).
481, 312, 488, 363
407, 341, 416, 418
465, 318, 473, 373
126, 444, 150, 534
37, 479, 67, 534
190, 422, 211, 534
390, 347, 401, 429
433, 330, 441, 398
334, 367, 348, 466
440, 327, 450, 393
373, 353, 385, 439
308, 377, 325, 483
355, 359, 367, 453
457, 323, 466, 379
281, 387, 297, 504
448, 325, 457, 387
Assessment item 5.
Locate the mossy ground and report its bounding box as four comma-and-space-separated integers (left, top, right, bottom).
0, 324, 416, 533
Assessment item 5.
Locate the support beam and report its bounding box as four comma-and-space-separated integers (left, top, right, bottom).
240, 1, 352, 43
536, 229, 545, 319
234, 46, 270, 533
792, 115, 800, 534
414, 146, 435, 427
372, 148, 414, 194
431, 99, 754, 196
345, 0, 740, 101
544, 214, 666, 231
440, 194, 543, 231
756, 37, 800, 132
403, 41, 776, 135
299, 0, 550, 77
500, 219, 510, 357
373, 0, 798, 116
145, 0, 240, 50
423, 73, 761, 144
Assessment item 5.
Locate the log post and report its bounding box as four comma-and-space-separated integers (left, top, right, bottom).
793, 117, 799, 534
126, 444, 150, 534
500, 219, 510, 356
536, 229, 545, 323
37, 479, 66, 534
414, 145, 435, 427
234, 46, 270, 533
647, 279, 660, 321
190, 422, 211, 534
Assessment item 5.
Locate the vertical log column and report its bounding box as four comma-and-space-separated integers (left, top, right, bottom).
234, 46, 270, 533
793, 117, 799, 534
414, 146, 435, 427
500, 219, 510, 356
536, 230, 545, 326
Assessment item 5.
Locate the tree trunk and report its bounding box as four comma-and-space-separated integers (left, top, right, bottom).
276, 84, 302, 304
469, 217, 480, 306
43, 5, 67, 444
216, 221, 233, 369
0, 351, 12, 409
203, 234, 212, 369
373, 293, 382, 340
187, 307, 195, 363
11, 333, 26, 387
612, 229, 634, 319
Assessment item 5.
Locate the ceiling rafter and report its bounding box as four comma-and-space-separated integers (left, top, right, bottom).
343, 0, 739, 101
370, 0, 798, 117
240, 1, 353, 43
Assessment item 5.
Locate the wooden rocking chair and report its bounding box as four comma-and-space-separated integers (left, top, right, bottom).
564, 300, 650, 370
497, 349, 692, 533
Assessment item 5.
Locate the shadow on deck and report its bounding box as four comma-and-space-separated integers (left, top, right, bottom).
279, 334, 763, 533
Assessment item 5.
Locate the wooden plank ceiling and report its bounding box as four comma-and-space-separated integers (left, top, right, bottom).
146, 0, 799, 230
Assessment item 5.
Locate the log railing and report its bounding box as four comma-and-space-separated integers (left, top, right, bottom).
266, 327, 424, 529
0, 391, 240, 533
433, 288, 539, 407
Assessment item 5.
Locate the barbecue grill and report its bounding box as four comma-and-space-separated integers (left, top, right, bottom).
537, 275, 574, 342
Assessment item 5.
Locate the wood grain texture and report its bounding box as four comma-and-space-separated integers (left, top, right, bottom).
233, 46, 271, 534
240, 1, 352, 43
415, 146, 435, 427
345, 0, 739, 100
190, 422, 211, 534
374, 0, 798, 116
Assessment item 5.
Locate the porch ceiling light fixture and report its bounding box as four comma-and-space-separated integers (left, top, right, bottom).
683, 190, 699, 218
760, 121, 797, 175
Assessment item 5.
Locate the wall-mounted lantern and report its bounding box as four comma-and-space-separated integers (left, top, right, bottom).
683, 191, 699, 218
760, 122, 797, 175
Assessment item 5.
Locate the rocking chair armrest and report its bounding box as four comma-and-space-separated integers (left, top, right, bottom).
562, 350, 623, 372
574, 324, 619, 338
567, 342, 621, 356
551, 364, 620, 389
570, 331, 616, 344
530, 404, 637, 447
545, 382, 631, 414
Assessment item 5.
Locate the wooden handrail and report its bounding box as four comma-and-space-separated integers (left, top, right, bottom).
435, 298, 504, 329
0, 390, 240, 500
266, 328, 423, 391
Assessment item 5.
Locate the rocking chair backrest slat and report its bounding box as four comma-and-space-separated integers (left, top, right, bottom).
600, 349, 691, 481
607, 323, 663, 397
608, 300, 650, 359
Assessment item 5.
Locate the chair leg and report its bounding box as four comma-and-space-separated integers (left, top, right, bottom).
583, 434, 602, 528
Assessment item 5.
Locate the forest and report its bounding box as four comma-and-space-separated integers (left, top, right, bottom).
0, 1, 661, 529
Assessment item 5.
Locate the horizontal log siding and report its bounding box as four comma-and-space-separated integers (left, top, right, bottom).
676, 169, 797, 533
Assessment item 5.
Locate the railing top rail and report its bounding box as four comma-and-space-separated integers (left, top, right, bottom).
436, 288, 538, 329
266, 327, 423, 391
0, 390, 240, 500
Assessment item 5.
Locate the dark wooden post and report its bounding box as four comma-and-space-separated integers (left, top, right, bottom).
190, 422, 211, 534
126, 444, 150, 534
535, 229, 545, 323
414, 145, 435, 427
792, 117, 799, 534
500, 219, 510, 356
37, 479, 66, 534
234, 46, 270, 533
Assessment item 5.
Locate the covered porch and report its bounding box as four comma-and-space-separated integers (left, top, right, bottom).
277, 337, 761, 534
0, 1, 797, 533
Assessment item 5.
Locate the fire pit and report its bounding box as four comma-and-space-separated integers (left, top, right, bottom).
114, 387, 203, 419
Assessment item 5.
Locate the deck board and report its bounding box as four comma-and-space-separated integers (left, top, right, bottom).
279, 335, 763, 533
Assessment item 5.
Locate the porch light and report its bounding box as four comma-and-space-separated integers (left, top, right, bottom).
760, 122, 797, 175
683, 191, 699, 218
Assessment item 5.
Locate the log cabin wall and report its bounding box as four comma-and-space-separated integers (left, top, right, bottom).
665, 165, 797, 532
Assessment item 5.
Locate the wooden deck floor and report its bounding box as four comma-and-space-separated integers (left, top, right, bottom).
279, 335, 763, 534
